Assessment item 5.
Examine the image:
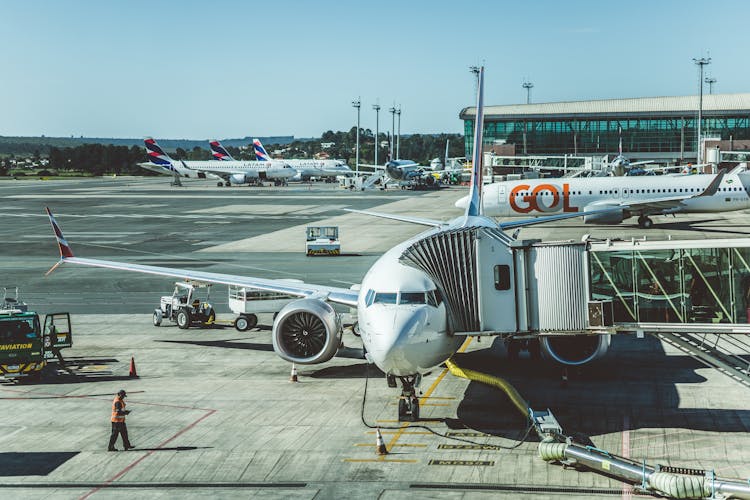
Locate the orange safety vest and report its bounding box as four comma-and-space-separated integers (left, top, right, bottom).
111, 396, 126, 423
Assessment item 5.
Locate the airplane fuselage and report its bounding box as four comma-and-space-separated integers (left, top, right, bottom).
459, 173, 750, 222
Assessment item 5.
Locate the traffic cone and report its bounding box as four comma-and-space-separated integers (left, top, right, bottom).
129, 356, 138, 378
289, 363, 298, 383
376, 427, 388, 455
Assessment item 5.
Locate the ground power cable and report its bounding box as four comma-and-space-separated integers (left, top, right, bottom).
360, 361, 535, 450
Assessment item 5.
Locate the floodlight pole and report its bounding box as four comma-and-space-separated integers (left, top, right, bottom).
705, 76, 716, 95
352, 98, 361, 174
373, 103, 380, 166
389, 105, 396, 161
396, 107, 401, 160
522, 80, 533, 154
693, 57, 711, 164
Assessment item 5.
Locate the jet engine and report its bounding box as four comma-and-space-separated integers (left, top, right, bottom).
385, 163, 405, 180
583, 205, 627, 224
271, 298, 342, 364
230, 173, 250, 184
539, 335, 610, 366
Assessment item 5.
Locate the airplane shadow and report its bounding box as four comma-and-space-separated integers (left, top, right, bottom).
0, 452, 78, 476
308, 362, 384, 379
450, 335, 750, 440
157, 338, 365, 360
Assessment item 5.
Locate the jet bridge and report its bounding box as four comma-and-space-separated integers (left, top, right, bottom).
399, 228, 750, 381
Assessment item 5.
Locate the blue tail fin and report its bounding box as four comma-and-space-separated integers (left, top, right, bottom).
253, 139, 271, 161
209, 140, 235, 161
144, 137, 173, 167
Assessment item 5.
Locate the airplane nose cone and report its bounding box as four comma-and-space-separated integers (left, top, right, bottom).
455, 195, 469, 209
367, 308, 428, 375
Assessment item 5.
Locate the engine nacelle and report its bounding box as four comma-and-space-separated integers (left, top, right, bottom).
385, 163, 405, 180
229, 173, 250, 184
272, 298, 342, 364
539, 334, 610, 366
583, 205, 627, 224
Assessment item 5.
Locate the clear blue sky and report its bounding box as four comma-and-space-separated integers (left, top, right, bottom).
1, 0, 747, 139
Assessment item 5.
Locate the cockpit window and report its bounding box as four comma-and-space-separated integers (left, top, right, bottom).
426, 290, 439, 307
373, 292, 398, 305
365, 289, 375, 307
400, 292, 426, 304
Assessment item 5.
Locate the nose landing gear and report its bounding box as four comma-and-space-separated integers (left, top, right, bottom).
397, 375, 421, 422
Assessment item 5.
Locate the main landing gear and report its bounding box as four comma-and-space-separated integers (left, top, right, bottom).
637, 215, 654, 229
394, 374, 421, 422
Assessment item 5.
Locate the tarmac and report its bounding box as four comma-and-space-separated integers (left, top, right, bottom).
2, 176, 750, 499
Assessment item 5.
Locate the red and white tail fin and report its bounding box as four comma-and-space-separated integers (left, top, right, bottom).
45, 207, 74, 259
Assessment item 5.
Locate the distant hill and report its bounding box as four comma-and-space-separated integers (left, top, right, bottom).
0, 135, 296, 155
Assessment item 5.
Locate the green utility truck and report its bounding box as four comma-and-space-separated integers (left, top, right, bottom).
0, 288, 72, 381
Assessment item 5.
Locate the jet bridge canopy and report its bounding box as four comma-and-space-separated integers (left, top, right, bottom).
588, 238, 750, 325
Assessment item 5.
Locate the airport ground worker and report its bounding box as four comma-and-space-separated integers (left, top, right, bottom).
108, 389, 134, 451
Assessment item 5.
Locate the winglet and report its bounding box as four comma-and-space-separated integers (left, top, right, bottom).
696, 169, 726, 197
466, 66, 484, 217
45, 207, 74, 259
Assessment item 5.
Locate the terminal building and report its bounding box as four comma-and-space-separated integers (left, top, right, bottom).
460, 93, 750, 163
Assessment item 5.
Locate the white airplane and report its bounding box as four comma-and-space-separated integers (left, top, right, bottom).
45, 68, 616, 421
454, 167, 750, 228
142, 138, 296, 186
252, 139, 353, 181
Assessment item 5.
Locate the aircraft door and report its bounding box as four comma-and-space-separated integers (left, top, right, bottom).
498, 185, 506, 203
622, 186, 629, 199
476, 236, 517, 333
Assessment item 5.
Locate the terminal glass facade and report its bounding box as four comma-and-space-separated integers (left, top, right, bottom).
589, 246, 750, 324
464, 115, 750, 157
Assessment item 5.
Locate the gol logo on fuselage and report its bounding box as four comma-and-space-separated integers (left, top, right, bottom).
509, 183, 579, 214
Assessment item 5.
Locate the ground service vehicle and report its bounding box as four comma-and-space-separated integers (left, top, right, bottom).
153, 282, 216, 329
306, 226, 340, 256
0, 290, 72, 381
228, 285, 298, 331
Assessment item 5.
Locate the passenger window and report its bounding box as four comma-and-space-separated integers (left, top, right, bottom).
494, 265, 511, 291
373, 293, 397, 305
401, 292, 426, 305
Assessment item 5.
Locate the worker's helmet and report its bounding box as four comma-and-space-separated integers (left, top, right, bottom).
117, 389, 126, 398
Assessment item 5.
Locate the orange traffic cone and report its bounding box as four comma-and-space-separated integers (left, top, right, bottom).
289, 363, 298, 383
376, 427, 388, 455
129, 356, 138, 378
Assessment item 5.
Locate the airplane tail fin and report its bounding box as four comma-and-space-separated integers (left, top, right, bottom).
465, 66, 485, 218
45, 207, 74, 274
253, 139, 271, 161
144, 137, 173, 166
209, 139, 235, 161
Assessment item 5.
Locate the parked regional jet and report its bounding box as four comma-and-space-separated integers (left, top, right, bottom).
252, 139, 353, 181
454, 168, 750, 228
45, 68, 616, 421
142, 138, 296, 186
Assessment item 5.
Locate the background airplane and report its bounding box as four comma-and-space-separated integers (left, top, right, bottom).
142, 138, 295, 186
455, 168, 748, 228
252, 139, 353, 181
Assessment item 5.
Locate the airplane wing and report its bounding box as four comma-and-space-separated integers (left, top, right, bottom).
137, 162, 172, 175
496, 206, 627, 230
619, 170, 725, 214
627, 160, 654, 167
344, 208, 445, 227
45, 208, 359, 307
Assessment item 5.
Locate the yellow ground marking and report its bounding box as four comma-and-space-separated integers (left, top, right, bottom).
366, 431, 432, 435
354, 443, 427, 448
383, 337, 474, 454
344, 337, 475, 463
343, 458, 418, 463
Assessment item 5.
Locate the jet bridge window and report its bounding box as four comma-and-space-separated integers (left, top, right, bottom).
494, 265, 511, 291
